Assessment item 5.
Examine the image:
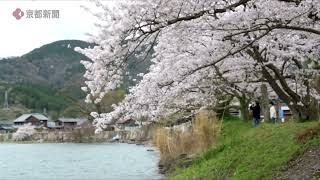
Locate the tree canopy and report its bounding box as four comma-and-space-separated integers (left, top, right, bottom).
76, 0, 320, 131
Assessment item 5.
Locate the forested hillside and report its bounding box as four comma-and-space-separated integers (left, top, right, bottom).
0, 40, 151, 119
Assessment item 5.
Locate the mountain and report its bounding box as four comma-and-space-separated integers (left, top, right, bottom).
0, 40, 151, 118
0, 40, 94, 98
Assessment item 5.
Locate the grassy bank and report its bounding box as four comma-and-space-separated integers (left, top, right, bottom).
170, 117, 320, 179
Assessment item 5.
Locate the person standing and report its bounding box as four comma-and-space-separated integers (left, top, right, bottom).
270, 102, 277, 124
250, 101, 261, 128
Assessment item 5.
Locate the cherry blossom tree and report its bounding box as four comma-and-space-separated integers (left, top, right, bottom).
77, 0, 320, 130
12, 123, 35, 141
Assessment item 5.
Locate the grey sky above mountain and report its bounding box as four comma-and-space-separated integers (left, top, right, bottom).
0, 1, 104, 57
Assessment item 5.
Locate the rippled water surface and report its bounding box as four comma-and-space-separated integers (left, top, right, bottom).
0, 143, 163, 180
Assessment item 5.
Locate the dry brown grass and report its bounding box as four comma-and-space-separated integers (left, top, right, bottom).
154, 110, 220, 160
69, 123, 96, 142
296, 123, 320, 143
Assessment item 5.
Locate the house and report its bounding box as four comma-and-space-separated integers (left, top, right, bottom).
55, 118, 87, 129
13, 113, 49, 127
46, 121, 62, 130
0, 124, 15, 133
0, 126, 14, 133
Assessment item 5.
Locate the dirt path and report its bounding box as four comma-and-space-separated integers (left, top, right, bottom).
277, 147, 320, 180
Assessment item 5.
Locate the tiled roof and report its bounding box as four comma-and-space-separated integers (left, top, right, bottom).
14, 113, 49, 123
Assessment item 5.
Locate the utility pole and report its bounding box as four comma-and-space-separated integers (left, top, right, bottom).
3, 90, 9, 110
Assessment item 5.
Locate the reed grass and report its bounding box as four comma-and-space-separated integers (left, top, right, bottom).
154, 110, 219, 160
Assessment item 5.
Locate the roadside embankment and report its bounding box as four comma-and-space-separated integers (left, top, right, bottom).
169, 118, 320, 180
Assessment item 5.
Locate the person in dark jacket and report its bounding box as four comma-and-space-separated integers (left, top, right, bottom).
250, 101, 261, 128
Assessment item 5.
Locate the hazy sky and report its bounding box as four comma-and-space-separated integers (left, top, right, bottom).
0, 1, 102, 57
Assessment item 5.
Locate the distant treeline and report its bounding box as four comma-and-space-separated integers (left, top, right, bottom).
0, 83, 69, 112
0, 82, 127, 119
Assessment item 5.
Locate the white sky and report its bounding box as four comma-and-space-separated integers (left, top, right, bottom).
0, 1, 103, 57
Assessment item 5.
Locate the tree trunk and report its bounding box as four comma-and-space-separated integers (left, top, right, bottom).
260, 84, 270, 122
239, 96, 250, 122
289, 99, 319, 122
288, 104, 307, 121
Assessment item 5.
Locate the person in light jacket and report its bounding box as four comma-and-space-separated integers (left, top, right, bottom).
270, 102, 277, 124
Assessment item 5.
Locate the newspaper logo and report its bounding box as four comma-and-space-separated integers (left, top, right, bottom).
13, 8, 24, 20
13, 8, 60, 20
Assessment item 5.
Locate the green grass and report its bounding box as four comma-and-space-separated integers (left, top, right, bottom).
170, 117, 320, 180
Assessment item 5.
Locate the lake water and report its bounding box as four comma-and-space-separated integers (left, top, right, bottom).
0, 143, 163, 180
